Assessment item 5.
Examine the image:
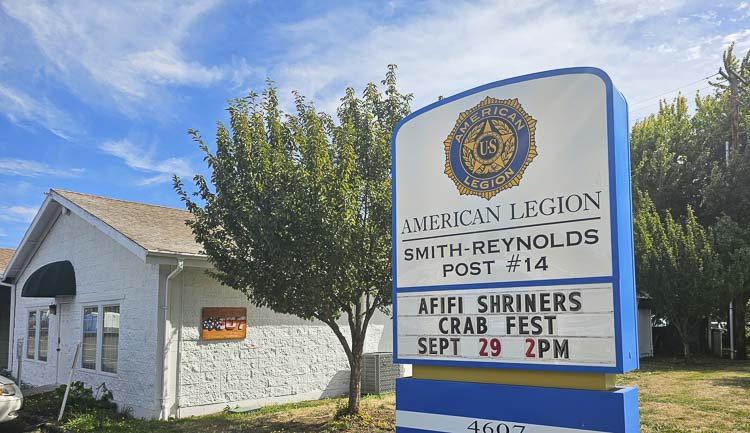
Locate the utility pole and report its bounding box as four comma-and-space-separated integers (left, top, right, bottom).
719, 43, 748, 360
726, 141, 735, 360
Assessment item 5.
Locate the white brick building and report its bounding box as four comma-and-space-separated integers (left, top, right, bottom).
1, 189, 395, 419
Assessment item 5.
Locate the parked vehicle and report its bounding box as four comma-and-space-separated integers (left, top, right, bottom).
0, 375, 22, 423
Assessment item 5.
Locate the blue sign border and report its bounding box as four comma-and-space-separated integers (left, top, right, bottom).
391, 67, 638, 374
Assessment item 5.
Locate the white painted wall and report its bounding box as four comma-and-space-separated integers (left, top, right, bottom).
170, 268, 387, 417
11, 211, 161, 419
637, 307, 653, 358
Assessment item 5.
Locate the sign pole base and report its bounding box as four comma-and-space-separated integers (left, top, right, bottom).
413, 365, 616, 391
396, 377, 639, 433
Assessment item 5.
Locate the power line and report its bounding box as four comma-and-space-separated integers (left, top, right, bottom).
630, 73, 721, 108
629, 84, 717, 119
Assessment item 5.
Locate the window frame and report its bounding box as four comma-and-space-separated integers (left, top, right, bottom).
26, 308, 49, 363
80, 303, 120, 376
26, 310, 36, 360
100, 304, 120, 374
38, 309, 49, 362
81, 305, 99, 371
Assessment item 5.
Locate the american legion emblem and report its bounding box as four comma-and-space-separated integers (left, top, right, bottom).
444, 96, 537, 200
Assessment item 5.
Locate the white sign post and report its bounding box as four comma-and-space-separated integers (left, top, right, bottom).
392, 67, 640, 433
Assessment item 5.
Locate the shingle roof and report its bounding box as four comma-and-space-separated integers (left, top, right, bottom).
0, 248, 14, 276
52, 189, 204, 256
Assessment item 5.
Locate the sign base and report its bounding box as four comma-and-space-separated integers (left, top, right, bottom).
396, 378, 639, 433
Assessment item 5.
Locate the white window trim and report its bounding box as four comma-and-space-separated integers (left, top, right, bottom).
26, 308, 49, 363
79, 303, 120, 377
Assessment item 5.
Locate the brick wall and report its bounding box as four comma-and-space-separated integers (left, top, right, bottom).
173, 268, 386, 416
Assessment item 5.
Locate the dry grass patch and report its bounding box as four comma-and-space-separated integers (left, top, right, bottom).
13, 358, 750, 433
619, 357, 750, 433
167, 394, 396, 433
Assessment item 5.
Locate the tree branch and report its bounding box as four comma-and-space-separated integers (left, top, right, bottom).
361, 295, 384, 341
315, 313, 353, 364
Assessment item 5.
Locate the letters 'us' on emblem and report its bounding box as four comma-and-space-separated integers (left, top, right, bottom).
444, 97, 537, 200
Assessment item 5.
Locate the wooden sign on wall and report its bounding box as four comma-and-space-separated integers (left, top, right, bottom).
201, 307, 247, 340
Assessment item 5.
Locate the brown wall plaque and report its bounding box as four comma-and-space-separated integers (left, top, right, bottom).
201, 307, 247, 340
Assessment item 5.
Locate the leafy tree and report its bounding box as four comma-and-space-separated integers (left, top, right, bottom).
703, 43, 750, 359
705, 147, 750, 358
631, 97, 697, 216
631, 44, 750, 358
634, 194, 724, 359
174, 66, 411, 415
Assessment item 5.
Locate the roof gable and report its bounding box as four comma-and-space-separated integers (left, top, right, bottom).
2, 190, 206, 283
0, 248, 14, 278
51, 190, 203, 256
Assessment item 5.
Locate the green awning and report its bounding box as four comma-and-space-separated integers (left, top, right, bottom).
21, 261, 76, 297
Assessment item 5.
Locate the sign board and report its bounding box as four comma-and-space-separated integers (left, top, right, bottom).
396, 378, 639, 433
201, 307, 247, 341
392, 68, 637, 373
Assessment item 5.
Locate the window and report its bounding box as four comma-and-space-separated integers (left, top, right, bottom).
39, 310, 49, 361
101, 306, 119, 373
26, 309, 49, 362
26, 312, 36, 360
82, 307, 98, 370
81, 304, 120, 374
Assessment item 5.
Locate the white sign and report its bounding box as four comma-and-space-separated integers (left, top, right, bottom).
395, 73, 611, 288
393, 69, 635, 370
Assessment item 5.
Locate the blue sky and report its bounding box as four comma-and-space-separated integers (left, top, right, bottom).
0, 0, 748, 248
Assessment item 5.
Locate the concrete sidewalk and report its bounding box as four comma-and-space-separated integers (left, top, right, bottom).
21, 384, 57, 397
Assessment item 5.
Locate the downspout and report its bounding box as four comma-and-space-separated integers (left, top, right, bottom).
175, 271, 184, 418
159, 259, 183, 419
6, 283, 16, 374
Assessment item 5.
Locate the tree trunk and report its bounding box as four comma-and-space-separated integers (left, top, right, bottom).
733, 293, 747, 360
347, 351, 363, 415
676, 323, 691, 362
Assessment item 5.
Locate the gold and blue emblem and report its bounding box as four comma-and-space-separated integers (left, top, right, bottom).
444, 97, 537, 200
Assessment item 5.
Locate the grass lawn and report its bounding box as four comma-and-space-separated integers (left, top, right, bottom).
618, 357, 750, 433
12, 357, 750, 433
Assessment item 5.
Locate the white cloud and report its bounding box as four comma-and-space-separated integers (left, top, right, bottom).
0, 84, 75, 139
263, 0, 733, 121
723, 29, 750, 52
229, 57, 264, 90
0, 206, 37, 223
653, 44, 677, 54
100, 139, 193, 186
592, 0, 686, 23
0, 0, 223, 105
0, 158, 84, 178
686, 45, 702, 61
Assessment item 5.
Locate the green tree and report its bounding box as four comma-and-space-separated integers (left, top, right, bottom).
703, 43, 750, 359
634, 194, 724, 359
630, 44, 750, 359
174, 66, 412, 414
705, 147, 750, 357
631, 96, 697, 216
